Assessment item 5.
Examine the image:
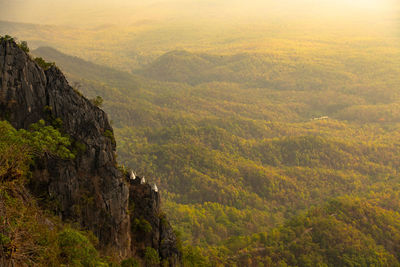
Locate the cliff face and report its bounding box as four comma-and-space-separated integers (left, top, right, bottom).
128, 179, 180, 265
0, 39, 180, 264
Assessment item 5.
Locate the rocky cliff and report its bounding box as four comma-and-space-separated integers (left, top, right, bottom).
0, 38, 180, 265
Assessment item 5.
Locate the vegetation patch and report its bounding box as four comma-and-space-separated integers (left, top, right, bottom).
0, 120, 107, 266
132, 217, 152, 234
91, 95, 104, 107
104, 129, 116, 145
34, 57, 55, 70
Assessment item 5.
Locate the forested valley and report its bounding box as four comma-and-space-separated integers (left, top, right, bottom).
1, 6, 400, 265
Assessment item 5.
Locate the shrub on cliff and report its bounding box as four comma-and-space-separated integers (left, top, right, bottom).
91, 95, 104, 107
0, 121, 32, 181
121, 258, 140, 267
23, 119, 75, 159
18, 40, 29, 53
58, 228, 107, 266
132, 218, 152, 233
34, 57, 55, 70
0, 119, 74, 182
144, 247, 160, 266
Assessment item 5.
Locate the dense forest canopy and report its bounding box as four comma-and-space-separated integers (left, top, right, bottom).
1, 0, 400, 265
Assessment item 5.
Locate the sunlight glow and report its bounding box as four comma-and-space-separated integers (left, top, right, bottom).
0, 0, 397, 26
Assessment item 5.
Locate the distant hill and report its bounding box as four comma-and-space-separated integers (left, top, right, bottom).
139, 50, 278, 86
139, 50, 217, 84
33, 46, 139, 92
138, 49, 359, 91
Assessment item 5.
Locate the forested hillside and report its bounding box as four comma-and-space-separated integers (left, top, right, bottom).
29, 25, 400, 265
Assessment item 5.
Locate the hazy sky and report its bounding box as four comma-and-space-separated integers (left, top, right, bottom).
0, 0, 397, 26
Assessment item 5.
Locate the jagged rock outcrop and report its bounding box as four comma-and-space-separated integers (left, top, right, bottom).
0, 39, 180, 264
128, 177, 180, 265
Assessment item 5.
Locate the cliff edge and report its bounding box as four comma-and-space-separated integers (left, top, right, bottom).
0, 38, 180, 265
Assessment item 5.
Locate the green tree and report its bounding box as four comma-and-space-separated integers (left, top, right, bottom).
22, 119, 75, 159
58, 228, 106, 266
18, 40, 29, 53
144, 247, 160, 266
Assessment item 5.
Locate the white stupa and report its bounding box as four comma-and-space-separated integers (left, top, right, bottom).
152, 183, 158, 192
141, 176, 146, 184
130, 171, 136, 180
